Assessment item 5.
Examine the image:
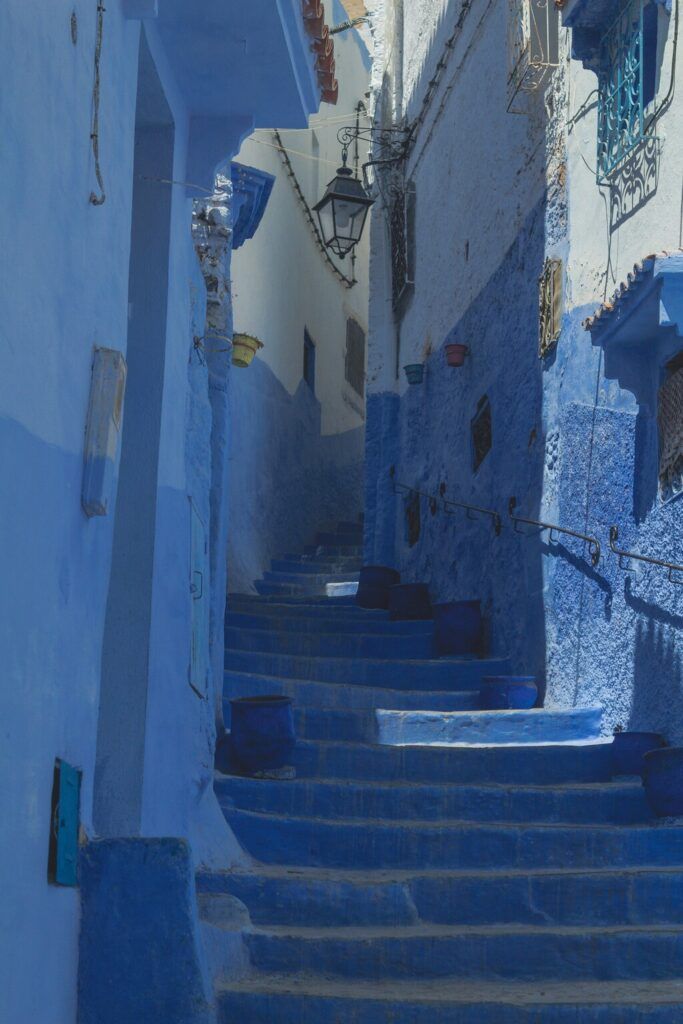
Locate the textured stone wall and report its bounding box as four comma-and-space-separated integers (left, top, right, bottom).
366, 0, 683, 738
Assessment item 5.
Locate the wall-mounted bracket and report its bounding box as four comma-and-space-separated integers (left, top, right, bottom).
508, 496, 601, 565
609, 525, 683, 583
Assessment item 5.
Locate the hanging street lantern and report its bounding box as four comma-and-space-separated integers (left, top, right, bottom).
313, 149, 374, 260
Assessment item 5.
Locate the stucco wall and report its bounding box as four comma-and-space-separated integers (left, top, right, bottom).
366, 0, 683, 738
228, 4, 371, 591
0, 2, 321, 1020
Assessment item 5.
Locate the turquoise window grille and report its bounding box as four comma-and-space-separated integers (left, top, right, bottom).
597, 0, 658, 180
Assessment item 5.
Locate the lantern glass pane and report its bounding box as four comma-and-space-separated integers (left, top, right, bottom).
317, 199, 336, 245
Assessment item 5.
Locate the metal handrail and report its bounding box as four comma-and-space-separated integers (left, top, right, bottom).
391, 476, 502, 535
508, 497, 601, 566
609, 526, 683, 585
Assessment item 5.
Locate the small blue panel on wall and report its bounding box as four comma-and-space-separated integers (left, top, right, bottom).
82, 347, 127, 518
48, 759, 82, 887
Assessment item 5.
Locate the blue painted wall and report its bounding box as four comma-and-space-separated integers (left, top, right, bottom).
227, 359, 365, 594
366, 0, 683, 743
0, 1, 324, 1019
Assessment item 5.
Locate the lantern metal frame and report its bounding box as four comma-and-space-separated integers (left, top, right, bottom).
314, 103, 411, 259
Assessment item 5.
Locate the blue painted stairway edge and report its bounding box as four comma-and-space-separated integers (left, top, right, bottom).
212, 520, 683, 1023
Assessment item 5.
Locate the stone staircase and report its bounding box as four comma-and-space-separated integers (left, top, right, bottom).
201, 521, 683, 1022
251, 520, 363, 598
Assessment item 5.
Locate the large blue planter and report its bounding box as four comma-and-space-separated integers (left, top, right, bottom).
356, 565, 400, 609
480, 676, 538, 710
433, 600, 483, 656
611, 731, 665, 777
229, 695, 295, 772
388, 583, 432, 621
642, 747, 683, 817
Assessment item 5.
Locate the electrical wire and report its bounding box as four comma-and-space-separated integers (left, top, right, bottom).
272, 128, 356, 289
89, 0, 106, 205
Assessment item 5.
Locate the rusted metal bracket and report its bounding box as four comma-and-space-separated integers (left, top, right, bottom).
508, 497, 601, 566
609, 526, 683, 584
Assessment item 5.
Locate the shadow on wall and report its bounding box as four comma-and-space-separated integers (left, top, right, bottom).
627, 581, 683, 738
227, 358, 364, 593
363, 0, 570, 693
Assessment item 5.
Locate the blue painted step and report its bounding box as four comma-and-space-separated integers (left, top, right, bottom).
292, 737, 612, 782
217, 978, 683, 1023
224, 626, 434, 660
262, 571, 360, 585
223, 671, 481, 711
303, 544, 363, 557
245, 923, 683, 982
229, 594, 368, 612
224, 649, 511, 689
225, 610, 434, 636
314, 532, 363, 547
215, 776, 652, 824
224, 807, 682, 869
270, 559, 362, 574
199, 865, 683, 927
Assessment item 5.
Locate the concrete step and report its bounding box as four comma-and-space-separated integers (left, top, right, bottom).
373, 706, 603, 746
215, 776, 651, 825
218, 976, 683, 1023
199, 864, 682, 927
224, 610, 434, 636
223, 671, 481, 712
244, 922, 683, 981
223, 626, 434, 660
224, 808, 680, 870
223, 650, 511, 689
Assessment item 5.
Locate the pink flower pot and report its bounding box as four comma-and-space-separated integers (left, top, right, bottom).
445, 343, 468, 367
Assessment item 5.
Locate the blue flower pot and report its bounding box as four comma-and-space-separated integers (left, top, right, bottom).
611, 731, 665, 777
356, 565, 400, 609
433, 600, 483, 656
480, 676, 538, 710
388, 583, 433, 621
404, 363, 424, 385
642, 747, 683, 817
229, 695, 295, 772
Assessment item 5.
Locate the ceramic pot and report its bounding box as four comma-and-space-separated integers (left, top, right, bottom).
404, 364, 424, 385
388, 583, 432, 621
642, 747, 683, 816
229, 695, 295, 771
611, 731, 666, 776
232, 333, 263, 368
445, 343, 468, 367
480, 676, 537, 711
356, 566, 401, 609
433, 600, 483, 656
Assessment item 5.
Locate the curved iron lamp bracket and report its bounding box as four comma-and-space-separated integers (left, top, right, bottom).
609, 526, 683, 584
509, 497, 601, 566
336, 123, 411, 188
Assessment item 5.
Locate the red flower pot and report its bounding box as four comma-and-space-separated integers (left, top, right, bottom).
445, 343, 468, 367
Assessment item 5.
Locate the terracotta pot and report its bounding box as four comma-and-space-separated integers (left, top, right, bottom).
445, 343, 468, 367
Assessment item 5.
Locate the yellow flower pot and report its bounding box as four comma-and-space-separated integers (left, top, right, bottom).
232, 333, 263, 368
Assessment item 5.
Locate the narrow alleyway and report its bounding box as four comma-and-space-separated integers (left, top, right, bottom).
198, 521, 683, 1021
